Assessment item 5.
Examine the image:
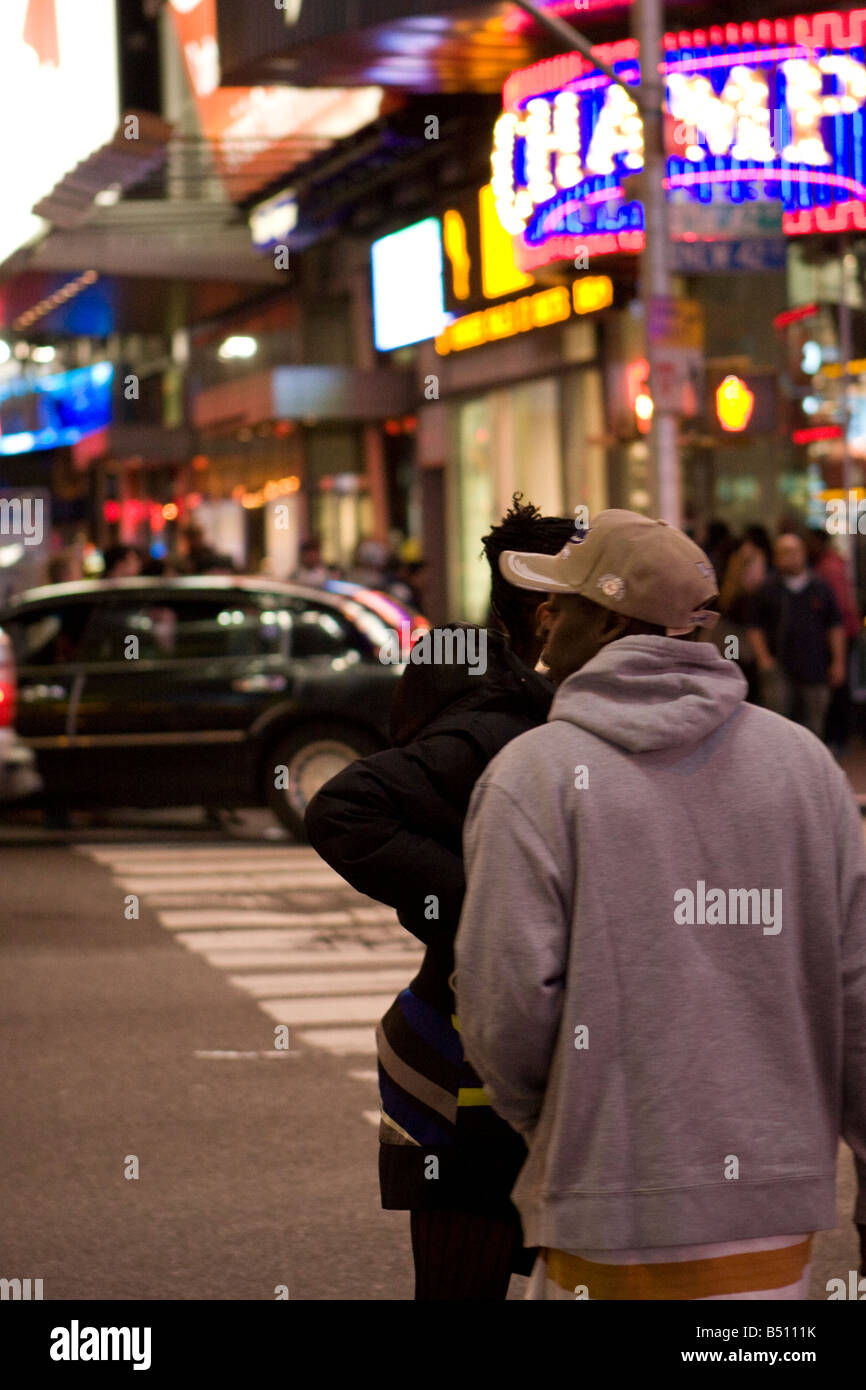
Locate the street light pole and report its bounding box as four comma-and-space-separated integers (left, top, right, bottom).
511, 0, 681, 524
838, 235, 858, 604
631, 0, 680, 526
511, 0, 639, 94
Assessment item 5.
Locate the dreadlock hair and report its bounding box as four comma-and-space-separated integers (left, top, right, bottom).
480, 493, 576, 658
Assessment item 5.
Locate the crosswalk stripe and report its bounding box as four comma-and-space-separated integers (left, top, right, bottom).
118, 872, 343, 892
78, 847, 329, 864
228, 970, 411, 998
198, 949, 416, 970
257, 995, 394, 1025
157, 909, 355, 929
78, 845, 409, 1072
173, 928, 416, 954
142, 895, 306, 907
132, 890, 395, 912
295, 1027, 377, 1056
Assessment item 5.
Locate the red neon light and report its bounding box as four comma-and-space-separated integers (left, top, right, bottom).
503, 11, 866, 114
504, 0, 630, 32
626, 357, 649, 408
784, 202, 866, 236
517, 230, 644, 270
503, 40, 638, 112
773, 303, 818, 330
661, 11, 866, 53
792, 425, 844, 443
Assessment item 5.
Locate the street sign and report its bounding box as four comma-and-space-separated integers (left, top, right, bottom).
646, 299, 704, 415
648, 297, 704, 349
651, 349, 704, 415
670, 238, 788, 274
667, 199, 784, 241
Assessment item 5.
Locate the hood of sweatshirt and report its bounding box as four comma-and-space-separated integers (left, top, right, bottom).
548, 634, 747, 753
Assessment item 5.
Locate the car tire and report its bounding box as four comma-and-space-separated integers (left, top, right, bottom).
264, 723, 382, 840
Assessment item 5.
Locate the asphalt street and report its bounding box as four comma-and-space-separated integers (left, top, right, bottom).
0, 808, 860, 1301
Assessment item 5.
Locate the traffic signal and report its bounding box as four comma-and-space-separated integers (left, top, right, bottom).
715, 375, 755, 432
707, 370, 776, 435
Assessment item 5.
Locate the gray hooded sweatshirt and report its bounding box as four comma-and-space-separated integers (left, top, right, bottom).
454, 635, 866, 1252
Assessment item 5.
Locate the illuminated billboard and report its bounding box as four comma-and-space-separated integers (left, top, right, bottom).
0, 363, 113, 456
371, 188, 615, 354
493, 8, 866, 270
371, 219, 449, 352
0, 0, 119, 268
169, 0, 383, 202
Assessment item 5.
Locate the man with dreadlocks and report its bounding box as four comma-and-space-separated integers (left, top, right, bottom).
305, 495, 577, 1300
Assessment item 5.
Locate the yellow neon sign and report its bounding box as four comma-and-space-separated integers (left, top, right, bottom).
434, 276, 612, 355
443, 209, 471, 300
478, 184, 534, 299
236, 475, 301, 509
821, 358, 866, 379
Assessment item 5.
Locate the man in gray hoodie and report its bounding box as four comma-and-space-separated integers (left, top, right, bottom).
454, 509, 866, 1299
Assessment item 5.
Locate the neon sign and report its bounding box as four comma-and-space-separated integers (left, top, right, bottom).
493, 9, 866, 269
434, 275, 613, 355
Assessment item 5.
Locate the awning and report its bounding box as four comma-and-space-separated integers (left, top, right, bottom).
216, 0, 553, 92
193, 365, 414, 430
32, 112, 173, 231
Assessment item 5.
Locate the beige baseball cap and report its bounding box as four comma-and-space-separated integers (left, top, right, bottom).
499, 509, 720, 636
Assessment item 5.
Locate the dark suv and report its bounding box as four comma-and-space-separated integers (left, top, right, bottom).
0, 576, 426, 837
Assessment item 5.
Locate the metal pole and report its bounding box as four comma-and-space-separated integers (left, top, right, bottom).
513, 0, 681, 524
511, 1, 639, 93
631, 0, 679, 525
838, 235, 857, 601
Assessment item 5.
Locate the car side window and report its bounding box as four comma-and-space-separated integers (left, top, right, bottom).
5, 604, 94, 667
286, 600, 358, 658
88, 597, 282, 662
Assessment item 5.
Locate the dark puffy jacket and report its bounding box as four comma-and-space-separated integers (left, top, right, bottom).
304, 626, 553, 1213
305, 627, 553, 1012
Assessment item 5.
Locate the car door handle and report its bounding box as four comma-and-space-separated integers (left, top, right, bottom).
20, 684, 67, 701
231, 674, 287, 693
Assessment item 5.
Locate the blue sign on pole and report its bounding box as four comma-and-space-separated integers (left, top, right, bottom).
669, 238, 788, 274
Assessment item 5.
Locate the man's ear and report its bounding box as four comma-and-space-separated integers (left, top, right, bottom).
534, 599, 551, 636
598, 608, 631, 646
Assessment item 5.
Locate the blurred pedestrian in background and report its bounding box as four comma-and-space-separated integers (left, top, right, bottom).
304, 494, 575, 1300
747, 532, 846, 739
703, 519, 737, 586
807, 529, 861, 754
47, 550, 81, 585
714, 524, 773, 703
178, 523, 221, 575
292, 538, 330, 587
349, 537, 389, 589
101, 544, 142, 579
383, 539, 426, 610
455, 509, 866, 1300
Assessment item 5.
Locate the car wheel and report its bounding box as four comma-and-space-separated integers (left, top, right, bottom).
264, 723, 381, 840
